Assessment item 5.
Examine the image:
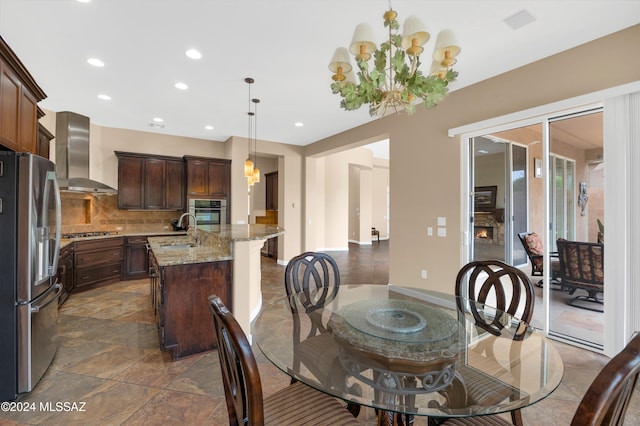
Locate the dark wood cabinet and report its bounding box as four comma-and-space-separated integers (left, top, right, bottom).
36, 122, 53, 159
116, 154, 145, 208
124, 236, 149, 280
185, 158, 208, 196
0, 37, 47, 153
265, 171, 278, 210
150, 251, 232, 360
57, 244, 74, 306
19, 89, 37, 153
116, 151, 185, 210
165, 160, 185, 209
144, 158, 166, 209
184, 156, 231, 199
208, 161, 230, 198
1, 62, 21, 151
74, 237, 124, 290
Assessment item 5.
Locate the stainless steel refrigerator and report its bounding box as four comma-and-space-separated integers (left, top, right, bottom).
0, 152, 62, 402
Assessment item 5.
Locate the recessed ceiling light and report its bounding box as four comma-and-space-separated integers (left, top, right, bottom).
174, 82, 188, 90
204, 125, 214, 130
185, 49, 202, 60
97, 94, 111, 100
478, 149, 489, 154
87, 58, 104, 67
152, 117, 164, 123
76, 0, 91, 3
294, 122, 304, 127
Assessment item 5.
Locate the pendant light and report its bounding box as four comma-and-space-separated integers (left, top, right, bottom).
244, 78, 254, 178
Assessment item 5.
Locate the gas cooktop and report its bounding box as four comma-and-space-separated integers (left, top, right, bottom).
61, 231, 119, 239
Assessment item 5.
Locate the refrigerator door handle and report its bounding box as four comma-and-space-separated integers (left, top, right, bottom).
45, 171, 62, 276
30, 283, 62, 313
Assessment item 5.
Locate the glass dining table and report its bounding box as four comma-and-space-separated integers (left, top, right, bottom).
252, 284, 564, 425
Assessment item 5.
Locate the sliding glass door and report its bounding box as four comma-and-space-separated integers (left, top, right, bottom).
469, 135, 529, 266
467, 110, 604, 350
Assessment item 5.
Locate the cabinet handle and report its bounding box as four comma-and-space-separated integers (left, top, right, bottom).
82, 276, 89, 280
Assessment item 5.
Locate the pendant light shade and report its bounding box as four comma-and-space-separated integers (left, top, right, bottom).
252, 166, 261, 183
329, 47, 353, 81
433, 29, 461, 67
401, 16, 430, 55
244, 158, 254, 177
349, 23, 376, 61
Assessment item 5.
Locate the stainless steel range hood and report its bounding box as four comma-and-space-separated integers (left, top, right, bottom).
55, 111, 117, 194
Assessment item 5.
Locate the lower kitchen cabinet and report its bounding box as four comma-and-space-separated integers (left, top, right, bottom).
123, 236, 149, 280
150, 252, 232, 360
74, 237, 124, 290
57, 244, 74, 305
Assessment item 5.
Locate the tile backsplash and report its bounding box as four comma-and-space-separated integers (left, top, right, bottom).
61, 192, 183, 234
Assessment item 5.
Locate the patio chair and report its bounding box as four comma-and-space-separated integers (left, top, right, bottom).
517, 232, 560, 287
208, 295, 360, 425
556, 239, 604, 312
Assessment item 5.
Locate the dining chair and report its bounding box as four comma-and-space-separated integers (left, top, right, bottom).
208, 294, 361, 425
441, 332, 640, 426
570, 331, 640, 425
452, 260, 536, 426
284, 251, 362, 417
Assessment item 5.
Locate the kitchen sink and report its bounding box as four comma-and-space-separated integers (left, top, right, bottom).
159, 243, 196, 250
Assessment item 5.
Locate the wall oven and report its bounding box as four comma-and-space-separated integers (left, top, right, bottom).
188, 199, 227, 225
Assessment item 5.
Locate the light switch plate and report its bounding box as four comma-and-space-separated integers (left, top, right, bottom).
427, 227, 433, 236
438, 227, 446, 237
437, 217, 446, 226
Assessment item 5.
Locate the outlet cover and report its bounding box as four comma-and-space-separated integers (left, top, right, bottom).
438, 227, 446, 237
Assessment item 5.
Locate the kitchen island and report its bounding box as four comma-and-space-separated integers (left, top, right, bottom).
147, 224, 283, 359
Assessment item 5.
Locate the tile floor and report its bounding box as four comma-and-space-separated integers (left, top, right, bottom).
1, 240, 638, 425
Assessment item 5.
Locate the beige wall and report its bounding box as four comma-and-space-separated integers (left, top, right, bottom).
372, 161, 389, 239
305, 24, 640, 293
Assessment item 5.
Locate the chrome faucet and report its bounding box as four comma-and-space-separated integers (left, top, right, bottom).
178, 212, 199, 245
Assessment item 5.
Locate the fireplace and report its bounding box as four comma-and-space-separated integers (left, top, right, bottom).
473, 226, 495, 244
474, 226, 494, 241
474, 211, 502, 245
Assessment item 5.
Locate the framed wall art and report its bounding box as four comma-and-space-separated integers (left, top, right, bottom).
474, 186, 497, 211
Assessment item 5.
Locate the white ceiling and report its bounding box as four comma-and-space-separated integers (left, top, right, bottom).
0, 1, 638, 148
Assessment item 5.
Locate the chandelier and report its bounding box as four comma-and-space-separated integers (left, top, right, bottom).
329, 4, 460, 116
244, 77, 261, 186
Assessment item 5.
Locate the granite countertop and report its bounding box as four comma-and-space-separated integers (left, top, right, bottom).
148, 224, 284, 267
60, 230, 187, 249
147, 235, 233, 266
198, 224, 284, 241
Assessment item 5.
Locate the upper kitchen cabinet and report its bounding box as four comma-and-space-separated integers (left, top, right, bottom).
184, 156, 231, 199
115, 151, 185, 210
37, 122, 54, 159
0, 36, 47, 154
